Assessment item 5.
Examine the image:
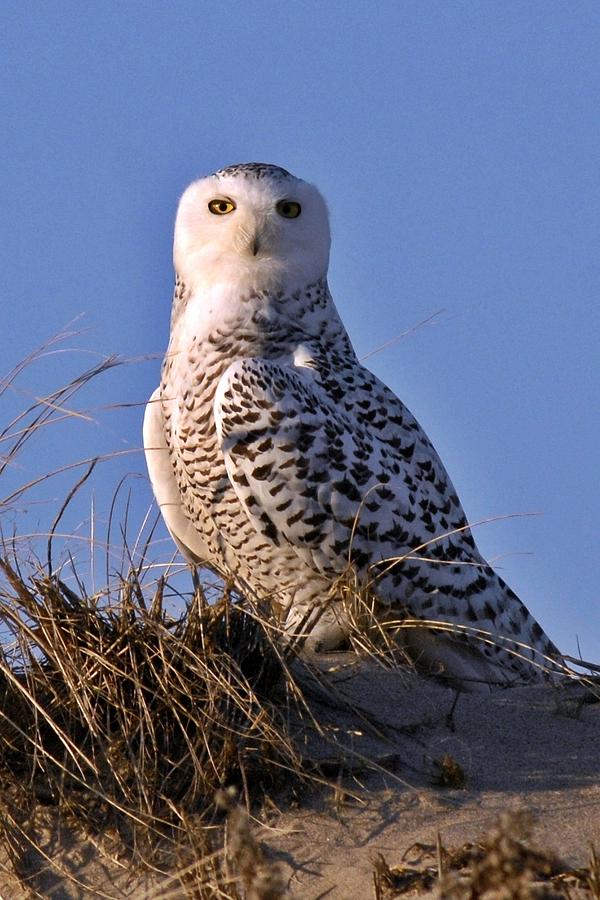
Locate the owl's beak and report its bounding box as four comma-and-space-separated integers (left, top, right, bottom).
235, 220, 267, 258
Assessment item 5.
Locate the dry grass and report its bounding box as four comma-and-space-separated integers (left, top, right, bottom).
0, 551, 302, 895
372, 811, 600, 898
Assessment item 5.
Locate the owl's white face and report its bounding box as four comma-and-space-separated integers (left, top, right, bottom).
173, 165, 331, 295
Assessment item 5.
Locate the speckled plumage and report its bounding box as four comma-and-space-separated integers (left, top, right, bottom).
144, 163, 563, 685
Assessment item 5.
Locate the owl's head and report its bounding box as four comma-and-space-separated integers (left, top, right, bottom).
173, 164, 331, 293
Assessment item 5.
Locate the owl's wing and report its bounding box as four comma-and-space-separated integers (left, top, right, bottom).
213, 357, 561, 681
143, 388, 211, 564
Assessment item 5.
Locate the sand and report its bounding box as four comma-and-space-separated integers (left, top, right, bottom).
268, 655, 600, 898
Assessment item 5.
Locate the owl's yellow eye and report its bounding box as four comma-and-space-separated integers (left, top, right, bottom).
276, 200, 301, 219
208, 198, 236, 215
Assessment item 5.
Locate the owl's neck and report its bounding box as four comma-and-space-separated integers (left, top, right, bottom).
169, 275, 353, 358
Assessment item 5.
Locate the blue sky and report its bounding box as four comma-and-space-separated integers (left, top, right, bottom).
2, 2, 598, 660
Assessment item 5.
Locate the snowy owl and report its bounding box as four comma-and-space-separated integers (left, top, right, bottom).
144, 162, 562, 685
